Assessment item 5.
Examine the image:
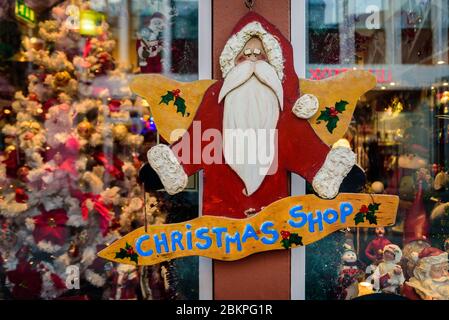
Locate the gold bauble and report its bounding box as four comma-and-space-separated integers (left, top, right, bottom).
77, 119, 94, 138
112, 124, 128, 141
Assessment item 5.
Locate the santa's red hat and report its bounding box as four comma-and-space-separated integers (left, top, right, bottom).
403, 180, 430, 244
219, 12, 298, 106
414, 247, 448, 265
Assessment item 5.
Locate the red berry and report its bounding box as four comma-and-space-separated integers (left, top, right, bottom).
329, 107, 339, 117
126, 247, 134, 255
360, 205, 369, 213
281, 231, 291, 239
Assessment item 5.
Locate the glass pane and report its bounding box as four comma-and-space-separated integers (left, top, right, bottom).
0, 0, 199, 300
306, 0, 449, 300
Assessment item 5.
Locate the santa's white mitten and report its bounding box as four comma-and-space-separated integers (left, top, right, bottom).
292, 94, 319, 119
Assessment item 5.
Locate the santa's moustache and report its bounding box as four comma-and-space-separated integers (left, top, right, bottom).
218, 60, 284, 196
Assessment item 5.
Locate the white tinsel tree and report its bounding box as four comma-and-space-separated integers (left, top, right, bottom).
0, 1, 173, 300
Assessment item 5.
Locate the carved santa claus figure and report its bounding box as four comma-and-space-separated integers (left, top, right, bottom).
140, 13, 363, 218
139, 12, 365, 297
372, 244, 405, 294
402, 247, 449, 300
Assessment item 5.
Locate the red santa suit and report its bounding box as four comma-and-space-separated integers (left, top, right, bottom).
145, 12, 357, 219
365, 237, 391, 263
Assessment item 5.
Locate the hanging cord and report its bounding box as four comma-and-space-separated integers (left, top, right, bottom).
245, 0, 255, 10
143, 184, 148, 233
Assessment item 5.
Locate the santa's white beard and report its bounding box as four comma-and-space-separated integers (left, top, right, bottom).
422, 278, 449, 299
219, 60, 283, 196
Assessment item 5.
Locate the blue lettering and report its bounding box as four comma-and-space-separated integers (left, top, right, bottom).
135, 234, 153, 257
186, 224, 193, 250
323, 208, 338, 224
170, 231, 184, 251
153, 233, 169, 254
212, 227, 227, 248
340, 202, 354, 223
308, 210, 323, 232
241, 224, 259, 243
288, 205, 307, 229
260, 221, 279, 245
225, 232, 242, 254
195, 228, 212, 250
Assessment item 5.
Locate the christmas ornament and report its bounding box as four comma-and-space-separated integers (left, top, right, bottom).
112, 123, 128, 141
17, 166, 30, 182
137, 12, 166, 73
402, 247, 449, 300
77, 119, 94, 139
371, 244, 405, 294
364, 227, 391, 276
336, 247, 364, 300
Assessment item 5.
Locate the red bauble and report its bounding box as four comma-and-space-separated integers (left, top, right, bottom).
33, 208, 68, 246
108, 99, 122, 113
15, 188, 28, 203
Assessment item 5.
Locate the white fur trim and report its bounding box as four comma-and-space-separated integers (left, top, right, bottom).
85, 269, 106, 287
219, 21, 284, 80
420, 252, 448, 265
37, 240, 62, 253
292, 94, 319, 119
147, 144, 188, 195
312, 147, 356, 199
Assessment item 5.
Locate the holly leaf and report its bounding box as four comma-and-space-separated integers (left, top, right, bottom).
366, 211, 378, 225
125, 242, 131, 249
354, 212, 365, 225
335, 100, 349, 113
317, 108, 331, 122
368, 203, 381, 212
115, 248, 128, 260
289, 233, 304, 246
159, 91, 174, 105
281, 239, 290, 249
130, 253, 139, 265
174, 96, 187, 116
326, 116, 339, 134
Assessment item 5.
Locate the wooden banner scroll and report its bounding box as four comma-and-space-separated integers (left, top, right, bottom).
98, 194, 398, 266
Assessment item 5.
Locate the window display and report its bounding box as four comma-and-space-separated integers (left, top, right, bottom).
1, 0, 449, 302
305, 0, 449, 300
0, 0, 199, 300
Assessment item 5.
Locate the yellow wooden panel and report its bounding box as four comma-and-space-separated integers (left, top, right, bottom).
301, 70, 377, 146
130, 74, 216, 143
98, 193, 398, 266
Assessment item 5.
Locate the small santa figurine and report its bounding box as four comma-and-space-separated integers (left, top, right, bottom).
107, 264, 139, 300
372, 244, 405, 294
337, 247, 364, 300
364, 227, 391, 276
136, 12, 166, 73
402, 247, 449, 300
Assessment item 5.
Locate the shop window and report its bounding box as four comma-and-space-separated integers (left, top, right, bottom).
305, 0, 449, 300
0, 0, 199, 300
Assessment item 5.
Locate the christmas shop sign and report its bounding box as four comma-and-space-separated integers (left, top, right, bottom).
98, 194, 398, 266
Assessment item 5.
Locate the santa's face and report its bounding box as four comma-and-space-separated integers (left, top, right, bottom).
235, 37, 268, 64
219, 37, 284, 196
149, 17, 165, 34
430, 262, 449, 281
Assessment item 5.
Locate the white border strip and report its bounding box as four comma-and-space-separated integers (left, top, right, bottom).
290, 0, 307, 301
198, 0, 213, 301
